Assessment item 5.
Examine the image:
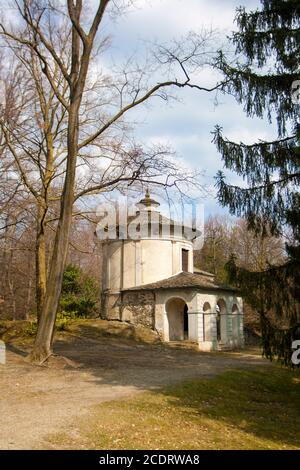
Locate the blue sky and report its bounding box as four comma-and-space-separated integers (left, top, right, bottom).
97, 0, 277, 218
3, 0, 278, 220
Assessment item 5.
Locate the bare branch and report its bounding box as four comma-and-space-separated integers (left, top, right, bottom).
78, 78, 226, 149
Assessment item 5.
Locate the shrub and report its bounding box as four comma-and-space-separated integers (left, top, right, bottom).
59, 264, 99, 319
24, 321, 38, 336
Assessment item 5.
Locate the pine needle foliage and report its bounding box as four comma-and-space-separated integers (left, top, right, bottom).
214, 0, 300, 366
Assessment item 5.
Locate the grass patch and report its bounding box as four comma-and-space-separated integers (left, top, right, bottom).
47, 366, 300, 450
64, 318, 161, 344
0, 318, 161, 346
0, 320, 35, 344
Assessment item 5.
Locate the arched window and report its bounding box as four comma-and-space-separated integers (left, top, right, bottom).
216, 311, 221, 341
217, 299, 226, 314
232, 304, 239, 342
232, 304, 239, 314
216, 299, 227, 343
203, 302, 211, 313
203, 302, 212, 341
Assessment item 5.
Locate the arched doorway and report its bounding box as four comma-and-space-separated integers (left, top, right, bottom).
215, 307, 221, 341
183, 304, 188, 339
232, 304, 239, 342
216, 299, 227, 343
203, 301, 212, 341
166, 298, 188, 341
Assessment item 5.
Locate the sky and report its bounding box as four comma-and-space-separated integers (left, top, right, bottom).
94, 0, 277, 219
3, 0, 276, 220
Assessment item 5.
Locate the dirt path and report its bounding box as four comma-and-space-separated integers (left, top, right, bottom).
0, 333, 268, 449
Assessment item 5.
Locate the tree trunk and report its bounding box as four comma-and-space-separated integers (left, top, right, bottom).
28, 0, 101, 363
28, 107, 79, 363
36, 203, 47, 320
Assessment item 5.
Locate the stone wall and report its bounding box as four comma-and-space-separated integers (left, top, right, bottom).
100, 292, 121, 320
120, 291, 155, 328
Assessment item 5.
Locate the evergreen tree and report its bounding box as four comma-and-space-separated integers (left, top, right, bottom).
214, 0, 300, 365
59, 264, 99, 318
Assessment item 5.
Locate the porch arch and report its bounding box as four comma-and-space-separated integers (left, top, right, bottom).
216, 298, 228, 343
232, 303, 239, 341
203, 301, 212, 341
166, 297, 188, 341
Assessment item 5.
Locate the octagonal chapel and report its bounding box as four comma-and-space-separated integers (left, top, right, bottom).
101, 191, 244, 351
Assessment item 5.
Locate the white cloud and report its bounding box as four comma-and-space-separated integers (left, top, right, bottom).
93, 0, 267, 217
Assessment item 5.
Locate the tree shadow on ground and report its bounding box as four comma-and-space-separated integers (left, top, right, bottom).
6, 343, 28, 357
51, 322, 265, 389
50, 323, 300, 448
6, 320, 296, 449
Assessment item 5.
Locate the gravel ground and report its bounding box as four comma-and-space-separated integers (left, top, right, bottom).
0, 332, 268, 449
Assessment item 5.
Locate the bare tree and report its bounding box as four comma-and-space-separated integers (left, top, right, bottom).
194, 215, 232, 279
0, 0, 228, 363
0, 53, 68, 317
229, 219, 285, 272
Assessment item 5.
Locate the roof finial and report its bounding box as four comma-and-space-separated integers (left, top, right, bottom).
137, 188, 160, 210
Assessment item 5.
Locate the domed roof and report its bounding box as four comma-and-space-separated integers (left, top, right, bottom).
100, 191, 202, 241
